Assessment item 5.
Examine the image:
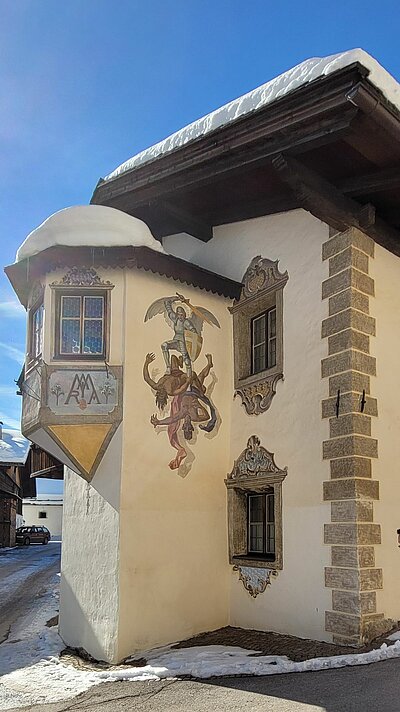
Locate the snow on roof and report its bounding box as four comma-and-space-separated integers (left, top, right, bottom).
16, 205, 165, 263
104, 49, 400, 182
23, 495, 63, 504
0, 429, 31, 465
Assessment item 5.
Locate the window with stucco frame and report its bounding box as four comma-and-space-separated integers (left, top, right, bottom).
229, 256, 288, 415
225, 436, 287, 571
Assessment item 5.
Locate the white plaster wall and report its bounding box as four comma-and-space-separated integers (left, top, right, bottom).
165, 209, 333, 642
59, 426, 122, 663
370, 245, 400, 622
22, 503, 63, 538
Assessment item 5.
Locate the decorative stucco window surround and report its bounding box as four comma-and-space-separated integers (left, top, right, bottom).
225, 435, 287, 571
230, 257, 288, 415
49, 267, 114, 362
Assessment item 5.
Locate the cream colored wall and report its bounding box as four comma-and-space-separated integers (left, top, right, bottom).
165, 209, 333, 642
41, 266, 126, 662
60, 426, 122, 662
22, 502, 63, 538
41, 267, 125, 367
370, 245, 400, 622
116, 269, 233, 659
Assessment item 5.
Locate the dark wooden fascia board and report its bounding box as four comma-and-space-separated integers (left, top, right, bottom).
91, 65, 365, 206
271, 153, 400, 256
5, 246, 242, 307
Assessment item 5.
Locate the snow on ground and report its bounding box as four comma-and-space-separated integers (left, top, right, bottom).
2, 584, 400, 712
104, 49, 400, 181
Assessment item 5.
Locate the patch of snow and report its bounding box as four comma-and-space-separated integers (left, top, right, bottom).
15, 205, 165, 263
387, 630, 400, 641
0, 430, 30, 465
3, 610, 400, 710
105, 49, 400, 182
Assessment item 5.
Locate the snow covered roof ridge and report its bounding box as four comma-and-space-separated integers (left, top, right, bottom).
104, 49, 400, 182
16, 205, 165, 263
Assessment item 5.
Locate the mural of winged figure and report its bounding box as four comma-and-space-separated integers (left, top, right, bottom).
143, 293, 220, 470
144, 292, 220, 376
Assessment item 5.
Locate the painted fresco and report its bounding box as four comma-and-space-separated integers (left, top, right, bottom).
144, 293, 220, 470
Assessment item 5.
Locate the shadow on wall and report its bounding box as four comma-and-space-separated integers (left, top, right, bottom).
59, 573, 116, 664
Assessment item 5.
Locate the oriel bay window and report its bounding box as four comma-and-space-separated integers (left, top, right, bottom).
55, 292, 107, 359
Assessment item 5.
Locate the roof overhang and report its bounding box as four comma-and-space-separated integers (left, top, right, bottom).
5, 245, 242, 307
91, 64, 400, 257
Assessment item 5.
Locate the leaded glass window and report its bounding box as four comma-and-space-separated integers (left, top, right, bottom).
57, 293, 105, 357
30, 303, 44, 359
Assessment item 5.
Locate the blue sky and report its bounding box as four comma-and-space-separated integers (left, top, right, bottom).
1, 0, 400, 492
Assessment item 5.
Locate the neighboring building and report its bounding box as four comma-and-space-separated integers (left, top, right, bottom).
22, 494, 63, 538
0, 427, 31, 547
5, 49, 400, 662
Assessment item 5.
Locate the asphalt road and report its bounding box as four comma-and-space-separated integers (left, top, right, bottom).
0, 541, 61, 644
6, 658, 400, 712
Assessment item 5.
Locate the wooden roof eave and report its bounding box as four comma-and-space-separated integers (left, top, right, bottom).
4, 245, 242, 307
91, 63, 368, 207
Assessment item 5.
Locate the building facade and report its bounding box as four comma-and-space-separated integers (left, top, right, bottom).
5, 49, 400, 661
22, 494, 63, 538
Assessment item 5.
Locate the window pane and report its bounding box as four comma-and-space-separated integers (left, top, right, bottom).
61, 319, 81, 353
83, 319, 103, 354
268, 338, 276, 368
249, 524, 264, 552
266, 493, 275, 523
84, 296, 104, 318
32, 304, 44, 357
248, 495, 265, 553
252, 314, 265, 346
62, 296, 81, 318
253, 343, 266, 373
268, 308, 276, 338
266, 524, 275, 554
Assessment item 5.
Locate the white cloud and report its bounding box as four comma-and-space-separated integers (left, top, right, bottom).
0, 411, 21, 431
0, 342, 25, 364
0, 385, 18, 397
0, 300, 25, 318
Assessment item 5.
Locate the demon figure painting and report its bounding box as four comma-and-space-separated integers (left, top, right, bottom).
143, 293, 220, 470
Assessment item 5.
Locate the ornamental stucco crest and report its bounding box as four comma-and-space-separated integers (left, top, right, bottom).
233, 565, 276, 598
228, 435, 287, 481
51, 267, 112, 287
240, 256, 288, 301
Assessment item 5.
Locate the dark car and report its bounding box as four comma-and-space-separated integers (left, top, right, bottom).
16, 526, 51, 546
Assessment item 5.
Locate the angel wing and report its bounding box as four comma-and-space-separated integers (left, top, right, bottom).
189, 306, 221, 336
144, 296, 178, 323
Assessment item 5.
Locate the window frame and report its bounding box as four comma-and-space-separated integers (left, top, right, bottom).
229, 257, 288, 416
53, 288, 110, 361
27, 289, 45, 369
225, 436, 287, 572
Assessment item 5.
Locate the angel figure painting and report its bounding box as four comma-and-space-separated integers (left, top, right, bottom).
144, 293, 220, 470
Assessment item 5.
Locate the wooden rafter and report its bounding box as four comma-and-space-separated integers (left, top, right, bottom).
337, 165, 400, 197
271, 153, 400, 256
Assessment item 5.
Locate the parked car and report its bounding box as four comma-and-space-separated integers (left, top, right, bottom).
16, 526, 51, 546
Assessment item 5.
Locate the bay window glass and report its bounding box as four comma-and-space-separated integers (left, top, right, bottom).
57, 292, 105, 358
